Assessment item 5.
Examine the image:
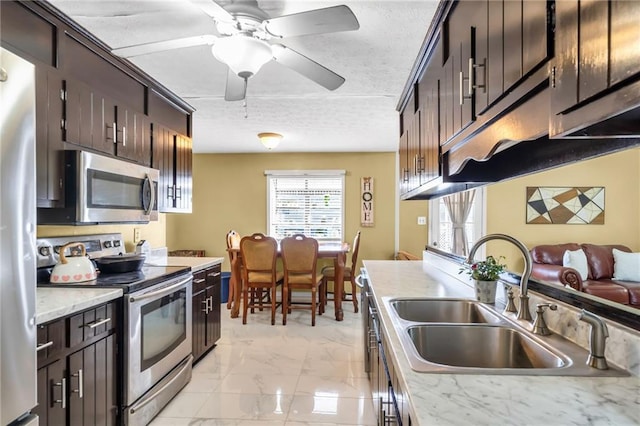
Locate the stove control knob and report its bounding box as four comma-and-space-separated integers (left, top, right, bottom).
53, 245, 61, 254
104, 241, 112, 248
38, 246, 51, 257
114, 241, 121, 247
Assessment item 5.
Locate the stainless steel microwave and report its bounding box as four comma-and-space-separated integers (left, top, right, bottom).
38, 151, 159, 224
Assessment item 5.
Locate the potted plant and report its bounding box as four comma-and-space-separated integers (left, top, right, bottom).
459, 255, 506, 303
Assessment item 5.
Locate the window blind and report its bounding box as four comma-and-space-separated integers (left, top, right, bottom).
267, 174, 344, 241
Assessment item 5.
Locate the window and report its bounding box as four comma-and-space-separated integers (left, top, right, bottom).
428, 188, 485, 256
266, 170, 345, 242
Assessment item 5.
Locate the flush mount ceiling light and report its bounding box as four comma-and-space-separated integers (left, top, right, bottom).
258, 132, 283, 150
211, 35, 273, 79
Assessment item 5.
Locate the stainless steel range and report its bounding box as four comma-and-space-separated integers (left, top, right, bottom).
37, 234, 193, 426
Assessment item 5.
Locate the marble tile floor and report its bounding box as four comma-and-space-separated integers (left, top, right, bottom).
151, 301, 376, 426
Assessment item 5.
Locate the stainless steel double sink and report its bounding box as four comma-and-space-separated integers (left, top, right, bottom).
384, 298, 627, 376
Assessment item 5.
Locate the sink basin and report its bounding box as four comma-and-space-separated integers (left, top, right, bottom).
407, 324, 567, 369
389, 298, 503, 324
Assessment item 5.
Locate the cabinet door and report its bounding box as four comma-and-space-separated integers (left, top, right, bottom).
94, 93, 118, 155
192, 290, 208, 362
398, 130, 410, 195
447, 1, 478, 134
34, 359, 66, 426
116, 105, 150, 165
64, 78, 94, 149
36, 67, 65, 207
68, 335, 117, 426
152, 124, 176, 211
421, 80, 440, 185
206, 266, 222, 346
174, 134, 193, 212
610, 1, 640, 85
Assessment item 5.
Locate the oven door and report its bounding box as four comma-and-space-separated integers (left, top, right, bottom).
78, 151, 159, 223
125, 273, 192, 405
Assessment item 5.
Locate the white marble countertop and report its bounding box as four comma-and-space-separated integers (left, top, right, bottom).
36, 287, 123, 324
145, 256, 224, 272
363, 259, 640, 426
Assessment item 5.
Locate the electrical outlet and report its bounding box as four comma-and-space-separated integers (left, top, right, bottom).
417, 216, 427, 225
133, 228, 141, 243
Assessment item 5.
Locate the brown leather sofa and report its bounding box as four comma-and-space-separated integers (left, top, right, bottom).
530, 243, 640, 307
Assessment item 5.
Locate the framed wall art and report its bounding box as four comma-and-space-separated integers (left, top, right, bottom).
526, 186, 605, 224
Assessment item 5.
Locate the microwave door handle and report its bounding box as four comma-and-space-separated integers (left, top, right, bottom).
143, 174, 155, 216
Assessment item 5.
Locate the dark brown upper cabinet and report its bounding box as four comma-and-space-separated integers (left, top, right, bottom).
551, 0, 640, 138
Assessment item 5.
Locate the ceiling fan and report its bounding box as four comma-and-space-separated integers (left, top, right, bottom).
112, 0, 360, 101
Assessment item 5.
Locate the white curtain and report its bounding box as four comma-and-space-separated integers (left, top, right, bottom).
443, 190, 476, 256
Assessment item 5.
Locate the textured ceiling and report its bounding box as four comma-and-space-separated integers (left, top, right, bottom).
48, 0, 439, 153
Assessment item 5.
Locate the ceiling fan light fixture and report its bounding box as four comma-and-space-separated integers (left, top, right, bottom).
258, 132, 283, 150
212, 35, 273, 78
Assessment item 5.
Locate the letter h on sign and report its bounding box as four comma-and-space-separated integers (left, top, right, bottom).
361, 177, 374, 227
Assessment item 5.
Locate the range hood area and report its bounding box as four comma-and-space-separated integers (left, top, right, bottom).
398, 0, 640, 201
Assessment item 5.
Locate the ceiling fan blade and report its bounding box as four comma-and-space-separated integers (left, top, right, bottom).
112, 35, 217, 58
225, 68, 247, 101
272, 44, 345, 91
189, 0, 235, 23
265, 5, 360, 38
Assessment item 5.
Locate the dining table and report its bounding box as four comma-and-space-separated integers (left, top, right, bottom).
227, 241, 351, 321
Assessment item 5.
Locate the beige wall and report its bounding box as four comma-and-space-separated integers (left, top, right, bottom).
484, 149, 640, 271
398, 199, 429, 258
37, 215, 167, 253
166, 152, 398, 272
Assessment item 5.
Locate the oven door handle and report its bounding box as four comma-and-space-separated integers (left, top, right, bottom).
129, 354, 193, 415
129, 276, 191, 303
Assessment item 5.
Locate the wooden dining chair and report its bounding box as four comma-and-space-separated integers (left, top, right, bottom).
280, 234, 325, 326
225, 230, 242, 309
322, 231, 361, 313
239, 233, 283, 325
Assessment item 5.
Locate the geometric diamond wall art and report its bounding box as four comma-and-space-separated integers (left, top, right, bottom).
526, 187, 605, 224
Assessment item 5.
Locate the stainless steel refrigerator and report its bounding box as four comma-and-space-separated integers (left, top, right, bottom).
0, 47, 38, 425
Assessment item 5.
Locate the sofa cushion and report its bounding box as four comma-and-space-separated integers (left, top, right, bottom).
562, 249, 589, 281
612, 249, 640, 281
531, 243, 581, 266
581, 244, 631, 280
582, 280, 630, 305
613, 281, 640, 306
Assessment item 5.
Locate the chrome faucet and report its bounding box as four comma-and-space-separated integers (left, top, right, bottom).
579, 310, 609, 370
466, 233, 533, 321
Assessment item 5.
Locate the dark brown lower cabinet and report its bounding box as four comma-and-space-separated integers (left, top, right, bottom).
34, 301, 119, 426
192, 265, 222, 363
68, 335, 117, 425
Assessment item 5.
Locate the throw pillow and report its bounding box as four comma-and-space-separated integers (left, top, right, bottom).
612, 249, 640, 281
562, 249, 589, 281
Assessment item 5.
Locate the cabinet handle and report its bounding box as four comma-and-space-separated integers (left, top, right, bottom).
72, 369, 84, 399
470, 57, 486, 93
53, 377, 66, 408
36, 341, 53, 352
194, 278, 206, 284
86, 317, 111, 329
207, 272, 221, 278
402, 168, 409, 183
122, 126, 126, 146
459, 69, 472, 105
175, 186, 182, 199
208, 295, 214, 312
202, 299, 209, 313
113, 122, 117, 144
167, 185, 174, 199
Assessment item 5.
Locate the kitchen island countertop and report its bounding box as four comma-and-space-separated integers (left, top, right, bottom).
363, 259, 640, 426
36, 287, 123, 324
145, 256, 223, 272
